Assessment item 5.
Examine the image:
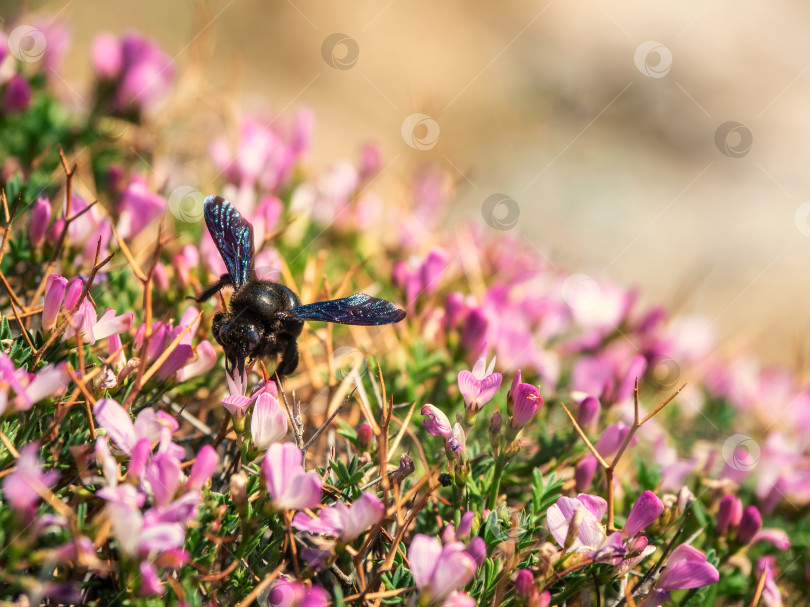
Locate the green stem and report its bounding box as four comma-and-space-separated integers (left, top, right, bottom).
454, 485, 462, 528
487, 454, 505, 510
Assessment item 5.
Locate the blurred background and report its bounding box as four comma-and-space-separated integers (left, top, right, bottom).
6, 0, 810, 368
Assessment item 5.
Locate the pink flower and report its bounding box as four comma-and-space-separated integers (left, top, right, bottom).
0, 354, 69, 413
251, 392, 288, 450
116, 176, 166, 239
138, 560, 165, 597
756, 556, 783, 607
176, 340, 217, 382
63, 303, 133, 345
144, 452, 183, 508
510, 382, 543, 429
422, 404, 452, 438
42, 273, 67, 332
1, 443, 59, 516
639, 544, 719, 606
546, 494, 626, 563
736, 505, 762, 545
408, 534, 478, 603
622, 491, 664, 539
186, 445, 218, 491
3, 75, 31, 113
458, 345, 502, 415
290, 106, 315, 156
262, 442, 322, 511
93, 399, 164, 456
292, 491, 384, 541
29, 197, 51, 248
716, 494, 742, 535
92, 33, 123, 78
115, 32, 175, 112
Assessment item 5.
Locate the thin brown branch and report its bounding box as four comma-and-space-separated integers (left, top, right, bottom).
559, 402, 609, 469
0, 192, 21, 265
749, 568, 768, 607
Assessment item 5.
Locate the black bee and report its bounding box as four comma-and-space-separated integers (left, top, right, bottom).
195, 195, 406, 380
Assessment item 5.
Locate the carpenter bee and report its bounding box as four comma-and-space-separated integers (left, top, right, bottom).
195, 195, 406, 380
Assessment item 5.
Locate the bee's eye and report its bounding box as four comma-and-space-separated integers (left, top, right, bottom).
246, 326, 260, 351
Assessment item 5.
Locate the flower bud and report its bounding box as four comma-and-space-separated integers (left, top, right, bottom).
188, 445, 219, 491
64, 277, 84, 311
575, 455, 598, 492
30, 197, 51, 248
422, 404, 452, 438
515, 569, 535, 601
576, 395, 600, 430
511, 383, 543, 429
357, 423, 373, 452
737, 505, 762, 545
716, 494, 742, 535
42, 273, 67, 332
230, 471, 248, 511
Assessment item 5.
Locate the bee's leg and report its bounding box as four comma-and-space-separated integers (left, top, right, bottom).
188, 273, 234, 302
273, 339, 300, 381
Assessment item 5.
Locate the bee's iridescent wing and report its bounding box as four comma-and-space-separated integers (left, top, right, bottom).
203, 195, 254, 289
281, 293, 406, 325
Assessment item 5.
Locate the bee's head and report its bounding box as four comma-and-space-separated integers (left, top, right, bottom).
213, 311, 264, 361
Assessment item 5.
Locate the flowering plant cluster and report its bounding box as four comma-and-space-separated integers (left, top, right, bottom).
0, 16, 806, 607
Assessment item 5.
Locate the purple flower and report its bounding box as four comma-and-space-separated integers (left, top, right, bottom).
263, 442, 322, 511
1, 443, 59, 516
547, 494, 626, 562
92, 32, 123, 78
29, 197, 51, 248
465, 536, 486, 566
457, 511, 474, 539
251, 392, 288, 450
575, 394, 601, 430
292, 491, 384, 541
622, 491, 664, 539
290, 106, 315, 156
93, 398, 165, 456
176, 340, 217, 382
458, 345, 502, 415
0, 354, 69, 412
186, 445, 218, 491
422, 404, 452, 438
594, 423, 635, 459
144, 452, 182, 508
510, 382, 543, 429
736, 505, 762, 545
407, 534, 478, 603
514, 569, 534, 600
64, 277, 83, 310
138, 561, 165, 597
116, 176, 166, 238
575, 455, 598, 492
751, 528, 791, 551
357, 423, 374, 451
756, 556, 783, 607
716, 494, 742, 535
115, 32, 175, 112
3, 75, 31, 113
639, 544, 719, 606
